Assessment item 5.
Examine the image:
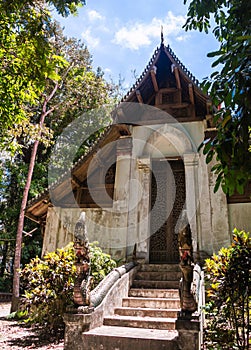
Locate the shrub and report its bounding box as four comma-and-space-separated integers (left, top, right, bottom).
20, 243, 77, 330
20, 241, 116, 330
204, 228, 251, 350
89, 241, 117, 288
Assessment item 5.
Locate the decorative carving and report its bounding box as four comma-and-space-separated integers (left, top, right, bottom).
73, 212, 93, 307
90, 262, 136, 308
178, 222, 197, 316
150, 160, 185, 263
137, 159, 150, 173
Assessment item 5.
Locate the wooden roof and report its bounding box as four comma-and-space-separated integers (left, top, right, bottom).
113, 43, 212, 124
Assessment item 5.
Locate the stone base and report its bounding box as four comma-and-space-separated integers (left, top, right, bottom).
176, 315, 201, 350
64, 311, 93, 350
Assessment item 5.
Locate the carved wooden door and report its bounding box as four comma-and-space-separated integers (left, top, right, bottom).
149, 159, 185, 263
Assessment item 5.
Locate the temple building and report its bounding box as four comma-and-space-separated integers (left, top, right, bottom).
26, 39, 251, 264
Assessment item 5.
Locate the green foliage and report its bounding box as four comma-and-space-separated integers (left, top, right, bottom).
46, 0, 86, 17
0, 1, 86, 18
0, 157, 43, 280
184, 0, 251, 195
89, 242, 117, 288
204, 229, 251, 349
19, 242, 116, 330
0, 21, 113, 281
0, 0, 86, 152
20, 243, 77, 330
0, 5, 59, 151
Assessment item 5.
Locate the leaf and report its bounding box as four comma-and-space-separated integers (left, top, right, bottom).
214, 173, 222, 193
206, 150, 214, 164
236, 35, 251, 41
221, 114, 231, 128
207, 50, 224, 58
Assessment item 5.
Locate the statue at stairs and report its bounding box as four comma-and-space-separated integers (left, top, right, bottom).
178, 222, 197, 316
73, 212, 93, 307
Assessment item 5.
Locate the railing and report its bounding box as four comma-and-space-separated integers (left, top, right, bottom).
90, 261, 136, 308
191, 263, 206, 347
64, 260, 138, 350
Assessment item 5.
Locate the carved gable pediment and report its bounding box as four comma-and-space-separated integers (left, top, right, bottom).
114, 44, 212, 125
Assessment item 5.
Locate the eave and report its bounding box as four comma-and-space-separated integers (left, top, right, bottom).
25, 123, 131, 222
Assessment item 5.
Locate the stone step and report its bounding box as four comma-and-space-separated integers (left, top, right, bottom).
104, 315, 176, 330
122, 297, 180, 309
139, 264, 180, 272
83, 325, 179, 350
135, 271, 181, 281
129, 288, 179, 299
132, 279, 180, 289
114, 307, 178, 318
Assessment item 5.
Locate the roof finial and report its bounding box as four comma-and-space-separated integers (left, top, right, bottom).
161, 25, 164, 47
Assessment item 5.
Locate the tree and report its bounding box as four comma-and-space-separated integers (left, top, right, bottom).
0, 0, 86, 153
0, 158, 43, 293
184, 0, 251, 195
3, 16, 112, 311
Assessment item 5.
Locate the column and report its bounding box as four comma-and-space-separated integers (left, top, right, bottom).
136, 158, 151, 262
183, 153, 201, 262
64, 312, 92, 350
112, 136, 133, 258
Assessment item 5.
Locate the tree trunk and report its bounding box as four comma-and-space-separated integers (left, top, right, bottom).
11, 85, 58, 313
11, 140, 39, 312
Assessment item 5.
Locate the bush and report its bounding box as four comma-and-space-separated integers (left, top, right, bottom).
89, 241, 117, 288
20, 243, 77, 330
20, 241, 116, 330
204, 229, 251, 350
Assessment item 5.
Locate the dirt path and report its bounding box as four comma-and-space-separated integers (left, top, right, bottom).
0, 303, 64, 350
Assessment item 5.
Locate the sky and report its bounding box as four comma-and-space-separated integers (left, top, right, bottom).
53, 0, 218, 89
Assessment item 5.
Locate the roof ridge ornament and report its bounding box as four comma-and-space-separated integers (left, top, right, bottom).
161, 25, 164, 47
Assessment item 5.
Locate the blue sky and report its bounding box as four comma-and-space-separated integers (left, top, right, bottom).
53, 0, 218, 89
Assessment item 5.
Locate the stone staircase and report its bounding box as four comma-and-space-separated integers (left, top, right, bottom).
83, 264, 182, 350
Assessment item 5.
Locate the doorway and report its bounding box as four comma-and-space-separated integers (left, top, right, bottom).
149, 159, 186, 263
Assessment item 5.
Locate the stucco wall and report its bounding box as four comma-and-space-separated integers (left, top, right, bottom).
131, 122, 231, 257
42, 206, 127, 260
42, 207, 80, 256
42, 121, 239, 261
228, 203, 251, 233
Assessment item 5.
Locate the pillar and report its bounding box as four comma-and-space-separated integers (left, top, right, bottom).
112, 136, 133, 258
136, 158, 151, 262
176, 316, 202, 350
183, 153, 201, 262
64, 312, 92, 350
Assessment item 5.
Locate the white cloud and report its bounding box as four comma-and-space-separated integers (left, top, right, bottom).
87, 10, 104, 22
176, 34, 190, 42
81, 28, 100, 49
113, 25, 151, 50
104, 68, 112, 74
113, 11, 186, 50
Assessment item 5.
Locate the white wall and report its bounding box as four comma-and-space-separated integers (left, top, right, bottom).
42, 121, 242, 261
228, 203, 251, 233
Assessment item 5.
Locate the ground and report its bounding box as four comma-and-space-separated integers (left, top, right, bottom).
0, 303, 64, 350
